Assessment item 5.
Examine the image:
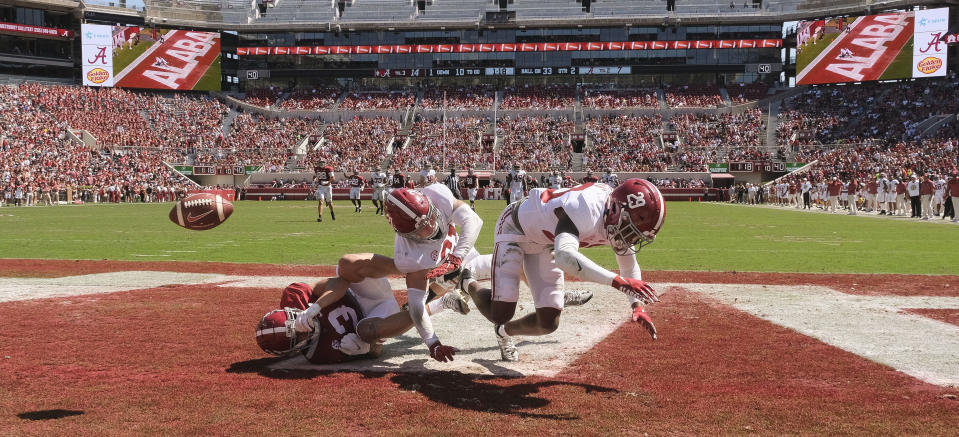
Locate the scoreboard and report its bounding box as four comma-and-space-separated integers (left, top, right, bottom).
728, 162, 787, 173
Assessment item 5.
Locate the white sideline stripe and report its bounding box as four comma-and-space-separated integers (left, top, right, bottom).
670, 282, 959, 387
0, 271, 229, 302
4, 272, 958, 382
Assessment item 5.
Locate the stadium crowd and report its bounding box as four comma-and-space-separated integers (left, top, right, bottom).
582, 88, 660, 108
393, 116, 491, 171
778, 78, 959, 147
500, 85, 575, 110
338, 90, 416, 110
3, 79, 958, 217
496, 116, 573, 171
420, 86, 495, 110
0, 85, 194, 206
665, 85, 725, 108
305, 116, 398, 171
278, 88, 342, 111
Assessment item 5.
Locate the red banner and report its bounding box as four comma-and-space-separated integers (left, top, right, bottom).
237, 39, 782, 56
945, 34, 959, 44
0, 21, 73, 39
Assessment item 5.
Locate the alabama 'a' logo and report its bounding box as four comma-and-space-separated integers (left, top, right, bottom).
87, 46, 108, 65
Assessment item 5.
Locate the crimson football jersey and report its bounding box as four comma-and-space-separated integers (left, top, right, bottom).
315, 166, 334, 186
464, 175, 478, 188
279, 283, 366, 364
348, 174, 364, 188
302, 293, 365, 364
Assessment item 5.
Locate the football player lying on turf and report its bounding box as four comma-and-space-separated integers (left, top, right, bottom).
255, 275, 474, 364
460, 179, 665, 361
256, 254, 594, 364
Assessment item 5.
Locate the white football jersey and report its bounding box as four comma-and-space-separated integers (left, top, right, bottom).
508, 170, 526, 191
372, 172, 387, 188
419, 169, 437, 185
549, 175, 563, 189
393, 183, 458, 273
934, 179, 946, 194
517, 183, 612, 248
601, 173, 619, 187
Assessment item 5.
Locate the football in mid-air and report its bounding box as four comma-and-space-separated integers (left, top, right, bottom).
169, 193, 233, 230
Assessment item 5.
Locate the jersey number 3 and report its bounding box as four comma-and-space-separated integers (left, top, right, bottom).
327, 306, 358, 335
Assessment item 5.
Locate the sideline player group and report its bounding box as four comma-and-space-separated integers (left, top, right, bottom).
259, 163, 665, 365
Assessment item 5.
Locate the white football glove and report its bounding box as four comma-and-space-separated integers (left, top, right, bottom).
335, 333, 371, 356
293, 303, 321, 333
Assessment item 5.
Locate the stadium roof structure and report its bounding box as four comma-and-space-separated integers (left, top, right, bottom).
77, 0, 955, 30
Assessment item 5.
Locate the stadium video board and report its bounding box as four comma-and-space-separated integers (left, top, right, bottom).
82, 24, 221, 91
796, 8, 948, 85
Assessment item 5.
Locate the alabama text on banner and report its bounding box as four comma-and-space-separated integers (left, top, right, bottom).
237, 39, 782, 56
0, 21, 73, 38
796, 8, 949, 85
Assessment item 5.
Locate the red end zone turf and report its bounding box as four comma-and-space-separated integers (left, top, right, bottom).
0, 263, 956, 435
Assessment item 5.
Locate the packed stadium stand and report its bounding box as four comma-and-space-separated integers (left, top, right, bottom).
2, 0, 957, 208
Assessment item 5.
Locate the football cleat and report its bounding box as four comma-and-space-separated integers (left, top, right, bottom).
495, 324, 518, 361
441, 266, 473, 293
440, 291, 470, 315
563, 289, 593, 306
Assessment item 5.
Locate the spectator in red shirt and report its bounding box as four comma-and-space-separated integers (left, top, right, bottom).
920, 174, 935, 219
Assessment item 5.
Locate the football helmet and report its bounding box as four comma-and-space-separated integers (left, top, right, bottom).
604, 178, 665, 255
255, 308, 312, 356
385, 188, 443, 241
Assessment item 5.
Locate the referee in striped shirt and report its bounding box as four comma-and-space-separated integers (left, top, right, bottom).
444, 167, 461, 199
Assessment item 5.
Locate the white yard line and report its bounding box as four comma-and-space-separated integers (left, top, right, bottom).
672, 282, 959, 387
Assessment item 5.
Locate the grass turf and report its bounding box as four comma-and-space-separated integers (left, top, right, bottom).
112, 41, 152, 76
193, 55, 221, 91
0, 200, 956, 274
879, 37, 913, 81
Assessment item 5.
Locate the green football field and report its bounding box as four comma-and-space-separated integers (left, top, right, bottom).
0, 200, 956, 274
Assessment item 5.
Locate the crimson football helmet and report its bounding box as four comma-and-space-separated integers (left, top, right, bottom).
604, 178, 665, 255
255, 308, 312, 356
385, 188, 443, 241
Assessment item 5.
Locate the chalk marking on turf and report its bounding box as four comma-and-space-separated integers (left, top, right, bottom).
0, 271, 632, 377
671, 283, 959, 387
268, 280, 630, 377
5, 271, 958, 381
0, 271, 230, 302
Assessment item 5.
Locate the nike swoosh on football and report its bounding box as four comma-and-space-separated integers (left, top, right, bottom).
186, 210, 214, 223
